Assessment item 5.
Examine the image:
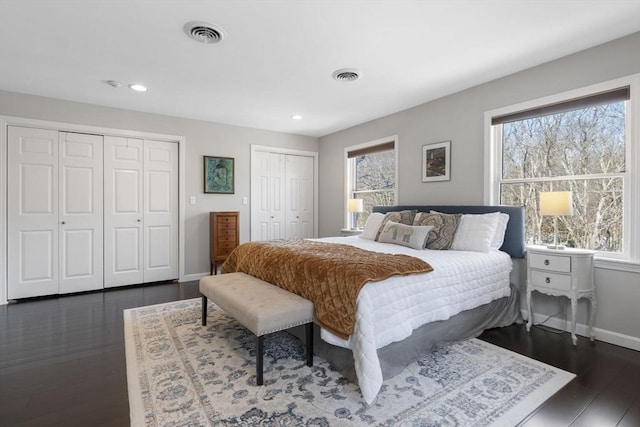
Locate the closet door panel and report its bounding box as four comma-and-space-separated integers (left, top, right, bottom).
251, 150, 271, 241
7, 126, 59, 299
285, 155, 301, 239
104, 136, 144, 287
269, 153, 286, 239
58, 132, 103, 294
298, 155, 315, 239
143, 140, 178, 282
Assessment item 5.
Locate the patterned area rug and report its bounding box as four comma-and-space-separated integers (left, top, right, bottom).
124, 299, 574, 426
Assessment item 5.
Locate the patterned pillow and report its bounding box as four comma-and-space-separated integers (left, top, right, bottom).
378, 221, 434, 249
413, 212, 461, 250
375, 210, 418, 241
360, 212, 385, 240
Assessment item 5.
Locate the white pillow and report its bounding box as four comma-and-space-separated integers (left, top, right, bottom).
450, 213, 500, 252
431, 210, 509, 250
359, 212, 385, 240
491, 213, 510, 249
377, 221, 434, 249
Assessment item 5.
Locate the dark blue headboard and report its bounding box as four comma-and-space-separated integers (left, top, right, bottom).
372, 205, 526, 258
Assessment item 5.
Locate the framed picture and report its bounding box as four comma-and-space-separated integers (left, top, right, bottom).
422, 141, 451, 182
203, 156, 235, 194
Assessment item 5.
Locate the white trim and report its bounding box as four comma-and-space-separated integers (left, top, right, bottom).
0, 117, 7, 304
250, 144, 319, 239
523, 309, 640, 351
343, 135, 399, 228
484, 74, 640, 268
182, 272, 211, 282
594, 258, 640, 273
0, 115, 187, 304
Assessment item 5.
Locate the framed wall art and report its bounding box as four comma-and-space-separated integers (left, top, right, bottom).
422, 140, 450, 182
203, 156, 235, 194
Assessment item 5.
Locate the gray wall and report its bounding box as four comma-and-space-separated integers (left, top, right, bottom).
0, 91, 319, 276
318, 33, 640, 348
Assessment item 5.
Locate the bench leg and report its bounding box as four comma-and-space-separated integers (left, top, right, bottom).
306, 323, 313, 367
201, 295, 207, 326
256, 335, 264, 385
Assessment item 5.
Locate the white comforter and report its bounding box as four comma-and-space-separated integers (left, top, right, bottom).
311, 236, 513, 404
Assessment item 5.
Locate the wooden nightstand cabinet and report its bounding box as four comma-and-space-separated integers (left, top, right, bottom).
526, 245, 596, 346
210, 211, 239, 275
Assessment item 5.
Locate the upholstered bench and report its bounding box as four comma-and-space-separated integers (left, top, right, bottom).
199, 272, 314, 385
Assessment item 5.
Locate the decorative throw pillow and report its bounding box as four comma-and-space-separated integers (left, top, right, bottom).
413, 212, 461, 250
375, 210, 418, 241
360, 212, 385, 240
451, 213, 500, 253
491, 213, 510, 249
378, 221, 434, 250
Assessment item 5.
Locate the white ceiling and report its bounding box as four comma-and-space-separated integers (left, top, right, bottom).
1, 1, 639, 137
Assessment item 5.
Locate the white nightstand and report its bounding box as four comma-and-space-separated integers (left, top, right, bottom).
340, 228, 362, 236
526, 245, 596, 346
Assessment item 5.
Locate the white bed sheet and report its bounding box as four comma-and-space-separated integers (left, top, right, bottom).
310, 235, 513, 404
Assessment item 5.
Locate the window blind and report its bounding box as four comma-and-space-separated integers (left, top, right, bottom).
347, 141, 395, 158
491, 86, 630, 125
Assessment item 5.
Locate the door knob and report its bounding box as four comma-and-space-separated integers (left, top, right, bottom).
137, 219, 141, 222
61, 221, 66, 225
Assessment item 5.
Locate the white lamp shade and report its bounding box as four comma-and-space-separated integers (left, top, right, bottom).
540, 191, 574, 216
347, 198, 364, 213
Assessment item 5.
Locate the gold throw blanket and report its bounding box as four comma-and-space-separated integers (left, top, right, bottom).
221, 240, 434, 339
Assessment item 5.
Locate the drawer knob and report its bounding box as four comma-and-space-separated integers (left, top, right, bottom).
545, 277, 551, 284
544, 259, 550, 266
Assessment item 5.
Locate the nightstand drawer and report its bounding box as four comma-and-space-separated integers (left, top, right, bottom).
530, 270, 571, 291
529, 253, 571, 273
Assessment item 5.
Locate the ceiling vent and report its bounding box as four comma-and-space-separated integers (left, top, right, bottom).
184, 21, 225, 44
332, 68, 361, 82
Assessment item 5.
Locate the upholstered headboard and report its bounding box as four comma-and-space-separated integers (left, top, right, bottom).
372, 205, 526, 258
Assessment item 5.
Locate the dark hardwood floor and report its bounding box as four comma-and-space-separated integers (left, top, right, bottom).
1, 281, 638, 426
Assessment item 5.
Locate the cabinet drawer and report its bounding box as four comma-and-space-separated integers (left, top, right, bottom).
530, 270, 571, 291
529, 253, 571, 273
216, 235, 237, 243
216, 240, 237, 248
217, 216, 236, 223
217, 223, 237, 232
215, 248, 235, 258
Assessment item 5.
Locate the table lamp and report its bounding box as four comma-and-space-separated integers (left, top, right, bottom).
540, 191, 573, 249
348, 198, 363, 230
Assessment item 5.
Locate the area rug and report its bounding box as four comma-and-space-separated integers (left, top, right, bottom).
124, 298, 574, 426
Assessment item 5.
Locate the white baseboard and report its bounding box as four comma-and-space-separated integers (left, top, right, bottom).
522, 309, 640, 352
180, 272, 211, 282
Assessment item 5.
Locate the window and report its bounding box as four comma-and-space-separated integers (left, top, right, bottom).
486, 76, 639, 265
345, 137, 397, 228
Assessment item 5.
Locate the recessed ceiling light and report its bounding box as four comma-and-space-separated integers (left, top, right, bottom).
332, 68, 361, 82
291, 114, 303, 120
105, 80, 122, 88
128, 84, 148, 92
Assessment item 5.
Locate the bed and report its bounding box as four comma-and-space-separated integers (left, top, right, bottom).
223, 205, 526, 404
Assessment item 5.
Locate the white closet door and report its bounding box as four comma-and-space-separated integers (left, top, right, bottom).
298, 155, 315, 239
251, 151, 285, 241
7, 126, 59, 299
104, 136, 144, 287
269, 153, 286, 239
285, 155, 302, 239
58, 132, 103, 294
285, 155, 315, 239
143, 140, 178, 282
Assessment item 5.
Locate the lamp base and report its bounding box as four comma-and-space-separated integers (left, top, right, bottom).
546, 244, 566, 250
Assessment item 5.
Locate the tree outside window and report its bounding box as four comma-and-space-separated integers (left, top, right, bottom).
497, 96, 627, 252
347, 141, 396, 229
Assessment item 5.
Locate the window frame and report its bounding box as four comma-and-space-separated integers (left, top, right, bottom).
484, 75, 640, 271
344, 135, 399, 229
